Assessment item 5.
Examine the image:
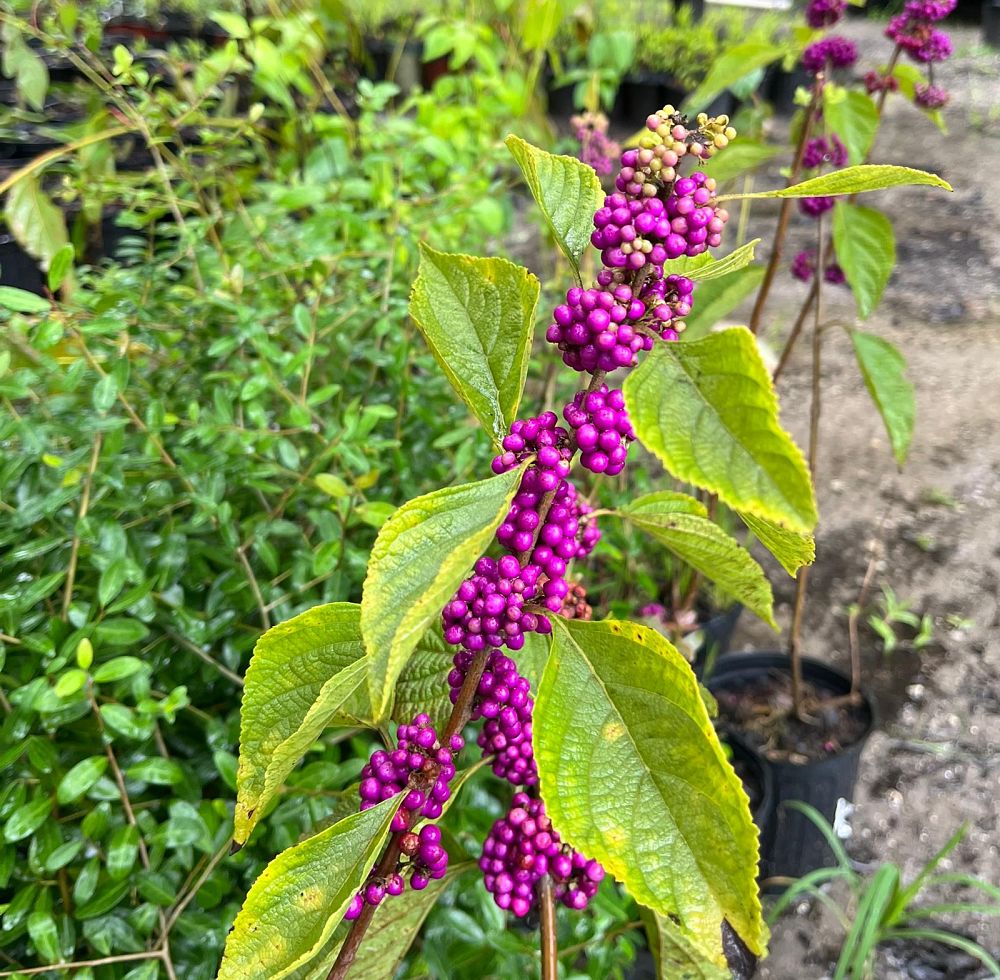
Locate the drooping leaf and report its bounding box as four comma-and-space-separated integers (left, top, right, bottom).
701, 140, 782, 185
720, 164, 951, 202
683, 42, 784, 114
47, 242, 75, 293
505, 135, 604, 280
235, 603, 369, 844
832, 202, 895, 320
4, 175, 69, 269
219, 797, 401, 980
640, 905, 731, 980
618, 494, 775, 627
739, 512, 815, 577
684, 266, 766, 340
289, 867, 468, 980
410, 244, 540, 447
535, 618, 765, 960
362, 466, 526, 722
623, 328, 817, 532
850, 330, 915, 466
0, 22, 48, 111
686, 240, 760, 282
823, 88, 879, 166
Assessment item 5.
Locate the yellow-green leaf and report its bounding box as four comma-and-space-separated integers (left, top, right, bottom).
410, 244, 539, 447
686, 240, 760, 282
623, 327, 817, 532
219, 797, 401, 980
235, 603, 369, 844
739, 512, 815, 577
362, 467, 526, 722
684, 266, 766, 340
392, 624, 453, 730
535, 618, 765, 960
505, 134, 604, 280
640, 905, 732, 980
720, 164, 951, 202
618, 494, 776, 628
4, 175, 69, 269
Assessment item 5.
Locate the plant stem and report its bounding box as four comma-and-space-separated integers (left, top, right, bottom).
788, 218, 826, 720
539, 874, 559, 980
772, 279, 818, 382
748, 76, 824, 336
62, 432, 102, 619
326, 647, 491, 980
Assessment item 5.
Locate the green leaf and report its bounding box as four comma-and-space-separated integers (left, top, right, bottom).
1, 23, 48, 110
106, 825, 140, 880
823, 88, 879, 166
93, 656, 145, 683
623, 327, 817, 532
683, 42, 784, 114
315, 474, 350, 498
850, 331, 915, 467
362, 466, 525, 722
739, 512, 815, 576
27, 910, 60, 964
235, 603, 369, 844
4, 175, 69, 269
832, 202, 895, 319
219, 797, 402, 980
683, 266, 766, 341
686, 240, 760, 282
640, 905, 731, 980
4, 796, 52, 842
701, 141, 782, 185
410, 244, 540, 446
57, 756, 109, 804
392, 625, 453, 730
720, 164, 951, 202
504, 135, 604, 280
0, 286, 50, 313
618, 494, 776, 627
535, 618, 765, 959
47, 242, 75, 293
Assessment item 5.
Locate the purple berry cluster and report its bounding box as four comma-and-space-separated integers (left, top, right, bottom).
887, 5, 954, 62
864, 70, 899, 95
802, 135, 848, 170
442, 556, 547, 653
344, 825, 448, 921
799, 195, 836, 219
491, 412, 572, 484
791, 249, 846, 285
802, 36, 859, 73
563, 385, 634, 476
805, 0, 846, 27
480, 794, 605, 917
358, 714, 463, 830
571, 111, 621, 177
915, 83, 949, 109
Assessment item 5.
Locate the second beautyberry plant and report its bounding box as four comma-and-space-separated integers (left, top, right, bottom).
217, 103, 950, 978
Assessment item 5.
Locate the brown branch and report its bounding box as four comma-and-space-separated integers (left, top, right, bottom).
326, 647, 491, 980
0, 950, 166, 977
748, 77, 825, 336
539, 874, 559, 980
772, 278, 818, 383
788, 218, 826, 721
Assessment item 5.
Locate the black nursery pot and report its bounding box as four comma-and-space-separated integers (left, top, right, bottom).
765, 65, 813, 116
707, 653, 876, 882
693, 602, 743, 678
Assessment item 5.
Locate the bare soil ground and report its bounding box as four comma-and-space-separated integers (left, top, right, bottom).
731, 20, 1000, 979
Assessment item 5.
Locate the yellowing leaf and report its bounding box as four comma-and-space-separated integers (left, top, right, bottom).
362, 466, 526, 722
219, 798, 401, 980
235, 603, 369, 844
535, 619, 765, 960
410, 244, 539, 447
624, 327, 817, 532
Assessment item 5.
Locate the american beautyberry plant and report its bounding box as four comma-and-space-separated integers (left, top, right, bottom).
217, 100, 950, 977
